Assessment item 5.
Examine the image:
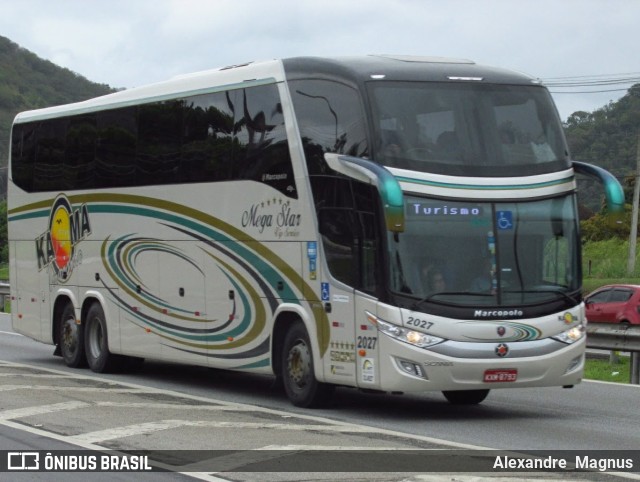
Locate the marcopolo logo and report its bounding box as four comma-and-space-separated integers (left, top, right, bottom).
35, 195, 91, 282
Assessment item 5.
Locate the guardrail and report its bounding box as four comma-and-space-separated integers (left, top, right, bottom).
0, 282, 8, 312
586, 323, 640, 384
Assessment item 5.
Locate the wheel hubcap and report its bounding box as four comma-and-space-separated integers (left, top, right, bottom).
287, 341, 311, 388
62, 318, 77, 353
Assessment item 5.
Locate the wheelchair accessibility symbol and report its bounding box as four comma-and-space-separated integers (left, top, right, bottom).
497, 211, 513, 230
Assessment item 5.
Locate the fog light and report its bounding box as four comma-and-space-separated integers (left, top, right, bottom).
396, 358, 427, 379
564, 355, 583, 375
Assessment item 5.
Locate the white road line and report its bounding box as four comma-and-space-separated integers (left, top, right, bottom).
0, 384, 161, 393
72, 420, 189, 444
0, 373, 80, 378
72, 420, 376, 444
0, 401, 90, 420
0, 359, 487, 450
94, 401, 259, 411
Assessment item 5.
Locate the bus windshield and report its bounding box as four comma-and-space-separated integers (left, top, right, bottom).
368, 81, 569, 177
389, 195, 580, 308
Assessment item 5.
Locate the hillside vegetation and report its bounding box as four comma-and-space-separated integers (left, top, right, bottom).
0, 35, 114, 174
565, 84, 640, 214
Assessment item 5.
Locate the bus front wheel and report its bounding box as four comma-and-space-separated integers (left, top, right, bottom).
282, 321, 334, 408
84, 303, 118, 373
58, 302, 87, 368
442, 389, 490, 405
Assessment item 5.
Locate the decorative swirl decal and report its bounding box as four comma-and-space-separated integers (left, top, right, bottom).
461, 321, 542, 342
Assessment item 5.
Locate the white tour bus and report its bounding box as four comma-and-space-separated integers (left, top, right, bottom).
7, 55, 623, 407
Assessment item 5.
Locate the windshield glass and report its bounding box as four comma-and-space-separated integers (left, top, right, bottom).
389, 195, 580, 308
368, 82, 569, 177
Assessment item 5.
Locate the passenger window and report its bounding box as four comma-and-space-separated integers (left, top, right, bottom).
137, 101, 183, 185
610, 289, 632, 303
233, 84, 296, 197
588, 290, 611, 304
96, 108, 138, 188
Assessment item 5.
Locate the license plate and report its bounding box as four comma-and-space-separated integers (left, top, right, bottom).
483, 369, 518, 383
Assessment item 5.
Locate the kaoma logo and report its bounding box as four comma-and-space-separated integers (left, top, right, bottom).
35, 195, 91, 282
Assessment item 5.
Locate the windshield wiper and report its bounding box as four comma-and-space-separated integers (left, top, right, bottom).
411, 291, 488, 310
503, 289, 579, 305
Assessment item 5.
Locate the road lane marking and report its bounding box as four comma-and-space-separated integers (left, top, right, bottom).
0, 401, 90, 420
0, 359, 486, 450
0, 384, 161, 393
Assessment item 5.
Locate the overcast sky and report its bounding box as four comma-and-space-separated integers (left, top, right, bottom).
1, 0, 639, 121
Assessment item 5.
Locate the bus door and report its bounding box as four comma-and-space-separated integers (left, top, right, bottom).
317, 206, 381, 387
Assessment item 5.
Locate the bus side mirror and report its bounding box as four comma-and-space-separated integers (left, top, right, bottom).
324, 153, 405, 233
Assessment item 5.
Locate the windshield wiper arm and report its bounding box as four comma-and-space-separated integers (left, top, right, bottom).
411, 291, 484, 310
503, 289, 578, 304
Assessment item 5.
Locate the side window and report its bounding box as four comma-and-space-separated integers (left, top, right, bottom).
96, 108, 138, 188
11, 83, 294, 193
318, 208, 357, 287
233, 84, 296, 198
588, 289, 611, 304
66, 115, 97, 190
610, 289, 633, 303
314, 176, 380, 293
290, 79, 368, 175
182, 91, 234, 183
11, 123, 37, 192
33, 119, 66, 192
137, 101, 183, 185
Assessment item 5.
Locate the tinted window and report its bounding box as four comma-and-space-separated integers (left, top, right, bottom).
66, 115, 97, 189
10, 83, 296, 197
33, 120, 66, 191
11, 123, 37, 192
313, 175, 380, 293
137, 101, 183, 185
588, 289, 611, 304
182, 91, 234, 183
233, 85, 296, 196
96, 108, 138, 188
290, 79, 368, 175
610, 289, 633, 303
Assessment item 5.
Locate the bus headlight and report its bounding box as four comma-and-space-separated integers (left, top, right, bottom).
373, 315, 444, 349
552, 324, 586, 344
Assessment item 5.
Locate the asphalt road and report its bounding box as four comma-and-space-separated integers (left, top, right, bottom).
1, 313, 639, 481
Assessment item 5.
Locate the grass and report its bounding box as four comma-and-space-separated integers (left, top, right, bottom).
584, 356, 631, 384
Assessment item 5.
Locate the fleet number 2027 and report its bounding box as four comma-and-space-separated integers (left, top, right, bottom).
357, 336, 377, 349
406, 316, 434, 330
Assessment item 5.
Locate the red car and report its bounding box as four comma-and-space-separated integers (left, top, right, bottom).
585, 284, 640, 325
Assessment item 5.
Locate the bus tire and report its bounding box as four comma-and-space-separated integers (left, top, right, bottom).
58, 302, 87, 368
442, 389, 490, 405
282, 321, 334, 408
84, 302, 118, 373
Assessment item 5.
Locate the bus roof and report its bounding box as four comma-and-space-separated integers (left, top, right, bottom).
13, 55, 541, 123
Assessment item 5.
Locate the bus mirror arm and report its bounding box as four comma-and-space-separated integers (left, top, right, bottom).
324, 153, 405, 233
572, 160, 625, 213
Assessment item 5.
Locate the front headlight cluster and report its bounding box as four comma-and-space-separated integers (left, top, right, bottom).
552, 324, 586, 344
374, 316, 444, 349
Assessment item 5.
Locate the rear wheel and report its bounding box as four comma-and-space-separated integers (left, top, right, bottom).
442, 389, 490, 405
282, 321, 334, 408
58, 303, 87, 368
84, 302, 118, 373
